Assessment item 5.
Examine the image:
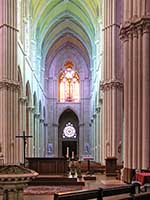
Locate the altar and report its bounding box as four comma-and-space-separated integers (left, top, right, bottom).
26, 157, 67, 175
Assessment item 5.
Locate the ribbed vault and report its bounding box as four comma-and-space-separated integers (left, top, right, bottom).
30, 0, 101, 73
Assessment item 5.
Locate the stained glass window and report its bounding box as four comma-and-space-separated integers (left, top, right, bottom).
59, 60, 79, 102
62, 122, 77, 138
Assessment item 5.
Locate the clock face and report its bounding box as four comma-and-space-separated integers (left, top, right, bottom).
63, 122, 77, 138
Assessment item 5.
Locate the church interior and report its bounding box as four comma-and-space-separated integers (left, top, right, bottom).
0, 0, 150, 199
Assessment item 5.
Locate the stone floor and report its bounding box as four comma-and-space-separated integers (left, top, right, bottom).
23, 173, 129, 200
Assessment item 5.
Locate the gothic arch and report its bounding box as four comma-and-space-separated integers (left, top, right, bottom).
58, 109, 79, 158
57, 106, 79, 124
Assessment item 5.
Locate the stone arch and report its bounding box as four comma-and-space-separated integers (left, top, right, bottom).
57, 106, 79, 124
58, 108, 79, 158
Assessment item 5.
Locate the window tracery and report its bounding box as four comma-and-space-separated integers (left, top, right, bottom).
62, 122, 77, 138
59, 60, 79, 102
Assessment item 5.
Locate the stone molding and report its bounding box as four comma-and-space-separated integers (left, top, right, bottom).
100, 79, 123, 91
34, 113, 40, 118
96, 107, 101, 113
79, 123, 84, 126
102, 23, 120, 31
44, 123, 48, 127
93, 113, 96, 118
0, 79, 19, 90
0, 23, 19, 32
120, 17, 150, 41
40, 118, 44, 123
52, 123, 58, 127
27, 106, 35, 112
19, 97, 27, 104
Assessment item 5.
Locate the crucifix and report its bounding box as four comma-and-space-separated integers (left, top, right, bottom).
16, 131, 32, 166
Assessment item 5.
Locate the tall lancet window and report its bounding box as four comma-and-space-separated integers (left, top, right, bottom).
59, 60, 80, 102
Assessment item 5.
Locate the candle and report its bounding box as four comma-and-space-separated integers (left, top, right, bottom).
72, 151, 74, 159
66, 147, 69, 158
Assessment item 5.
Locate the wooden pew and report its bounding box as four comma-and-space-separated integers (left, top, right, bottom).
102, 184, 135, 197
54, 189, 103, 200
118, 192, 150, 199
54, 184, 136, 200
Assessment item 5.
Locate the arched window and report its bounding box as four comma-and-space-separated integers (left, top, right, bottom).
59, 60, 79, 102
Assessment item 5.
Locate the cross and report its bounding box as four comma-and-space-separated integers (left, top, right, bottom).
16, 131, 32, 166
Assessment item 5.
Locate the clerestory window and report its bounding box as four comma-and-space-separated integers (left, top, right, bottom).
59, 60, 79, 102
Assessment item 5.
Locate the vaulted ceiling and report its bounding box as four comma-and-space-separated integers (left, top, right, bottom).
30, 0, 101, 71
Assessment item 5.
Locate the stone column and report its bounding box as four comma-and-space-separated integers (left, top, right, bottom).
132, 29, 138, 168
142, 24, 150, 168
27, 106, 34, 157
120, 0, 150, 181
96, 107, 101, 162
121, 34, 129, 168
17, 97, 27, 164
137, 26, 142, 169
34, 113, 40, 157
30, 107, 35, 156
128, 32, 133, 169
39, 118, 44, 156
44, 122, 48, 156
0, 0, 19, 164
101, 0, 123, 163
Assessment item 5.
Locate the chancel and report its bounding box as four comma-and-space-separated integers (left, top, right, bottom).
0, 0, 150, 199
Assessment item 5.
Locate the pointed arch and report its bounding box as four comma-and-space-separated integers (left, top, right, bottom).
58, 108, 79, 158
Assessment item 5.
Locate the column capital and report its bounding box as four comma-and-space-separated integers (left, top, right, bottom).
40, 118, 44, 123
0, 24, 19, 32
44, 123, 48, 127
0, 79, 20, 90
96, 107, 101, 113
19, 96, 27, 104
79, 123, 84, 126
34, 113, 40, 118
100, 79, 123, 91
120, 17, 150, 40
52, 123, 58, 127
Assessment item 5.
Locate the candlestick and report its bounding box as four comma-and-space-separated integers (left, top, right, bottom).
72, 151, 74, 159
66, 147, 69, 158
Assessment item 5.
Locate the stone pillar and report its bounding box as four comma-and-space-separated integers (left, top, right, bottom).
96, 107, 101, 162
44, 122, 48, 156
17, 97, 27, 164
132, 29, 138, 168
121, 34, 129, 168
120, 0, 150, 181
137, 26, 142, 169
101, 0, 123, 163
39, 118, 44, 156
0, 0, 19, 164
27, 106, 34, 157
128, 32, 133, 169
30, 107, 35, 156
34, 113, 40, 157
142, 24, 150, 168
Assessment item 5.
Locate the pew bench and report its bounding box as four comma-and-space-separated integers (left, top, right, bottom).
54, 184, 136, 200
118, 192, 150, 199
54, 189, 103, 200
